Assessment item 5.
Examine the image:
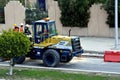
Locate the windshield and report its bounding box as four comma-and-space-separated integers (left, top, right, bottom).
48, 23, 57, 36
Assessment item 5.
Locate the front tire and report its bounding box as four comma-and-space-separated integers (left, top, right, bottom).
43, 49, 60, 67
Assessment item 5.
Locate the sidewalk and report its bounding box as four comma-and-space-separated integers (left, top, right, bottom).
80, 37, 120, 57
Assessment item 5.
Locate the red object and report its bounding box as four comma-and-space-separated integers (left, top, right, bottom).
104, 50, 120, 62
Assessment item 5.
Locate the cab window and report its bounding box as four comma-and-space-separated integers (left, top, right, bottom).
36, 24, 42, 36
48, 23, 57, 36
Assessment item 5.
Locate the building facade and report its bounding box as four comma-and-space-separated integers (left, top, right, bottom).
47, 0, 120, 37
0, 0, 120, 37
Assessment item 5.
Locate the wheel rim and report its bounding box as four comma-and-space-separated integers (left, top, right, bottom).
45, 54, 55, 66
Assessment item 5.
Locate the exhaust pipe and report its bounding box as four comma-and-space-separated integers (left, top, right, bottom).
69, 29, 71, 36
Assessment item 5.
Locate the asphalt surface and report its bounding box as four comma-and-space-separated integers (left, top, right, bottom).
1, 57, 120, 74
61, 57, 120, 73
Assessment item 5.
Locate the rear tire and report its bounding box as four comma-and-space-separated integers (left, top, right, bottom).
43, 49, 60, 67
13, 56, 25, 64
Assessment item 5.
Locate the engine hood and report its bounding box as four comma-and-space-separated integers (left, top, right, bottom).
34, 35, 80, 49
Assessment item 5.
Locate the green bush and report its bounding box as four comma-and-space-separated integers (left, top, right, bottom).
0, 29, 31, 75
25, 8, 48, 24
57, 0, 89, 27
57, 0, 120, 28
25, 3, 48, 24
102, 0, 120, 27
57, 0, 103, 27
0, 29, 31, 58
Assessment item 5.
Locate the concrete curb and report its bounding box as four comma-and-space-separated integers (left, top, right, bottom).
84, 50, 104, 54
0, 64, 120, 75
82, 53, 104, 58
82, 50, 104, 58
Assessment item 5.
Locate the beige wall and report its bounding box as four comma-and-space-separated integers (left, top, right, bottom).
0, 1, 25, 32
88, 4, 110, 37
0, 0, 120, 37
47, 0, 120, 37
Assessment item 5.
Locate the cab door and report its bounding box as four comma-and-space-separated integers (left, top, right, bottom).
34, 23, 47, 43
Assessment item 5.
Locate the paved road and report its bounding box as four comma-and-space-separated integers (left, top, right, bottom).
60, 57, 120, 73
1, 57, 120, 74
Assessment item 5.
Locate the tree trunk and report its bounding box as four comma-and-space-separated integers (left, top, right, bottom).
9, 58, 13, 76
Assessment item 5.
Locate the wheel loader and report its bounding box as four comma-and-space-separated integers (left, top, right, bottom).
14, 18, 84, 67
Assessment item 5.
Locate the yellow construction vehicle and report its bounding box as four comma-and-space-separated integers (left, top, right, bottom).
14, 18, 83, 67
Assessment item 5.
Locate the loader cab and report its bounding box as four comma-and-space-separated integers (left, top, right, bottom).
33, 18, 57, 43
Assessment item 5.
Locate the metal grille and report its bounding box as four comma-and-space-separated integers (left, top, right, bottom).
71, 37, 81, 51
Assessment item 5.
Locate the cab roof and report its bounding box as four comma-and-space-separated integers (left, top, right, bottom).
34, 20, 55, 24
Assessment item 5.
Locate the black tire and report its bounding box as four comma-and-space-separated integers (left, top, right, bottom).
43, 49, 60, 67
13, 56, 25, 64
